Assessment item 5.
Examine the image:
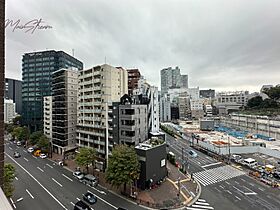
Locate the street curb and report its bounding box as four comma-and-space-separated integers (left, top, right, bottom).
186, 178, 201, 207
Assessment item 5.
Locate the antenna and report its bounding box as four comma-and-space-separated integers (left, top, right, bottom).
72, 49, 75, 57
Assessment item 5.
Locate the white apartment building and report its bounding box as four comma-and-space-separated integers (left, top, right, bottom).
43, 96, 52, 139
160, 94, 171, 122
191, 99, 204, 119
187, 87, 200, 100
77, 64, 128, 159
4, 99, 15, 123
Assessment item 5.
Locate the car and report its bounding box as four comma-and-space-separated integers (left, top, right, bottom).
14, 152, 21, 158
83, 191, 97, 204
39, 153, 47, 159
13, 140, 17, 144
189, 150, 198, 158
16, 141, 22, 146
74, 200, 90, 210
73, 171, 85, 180
27, 147, 34, 153
117, 208, 128, 210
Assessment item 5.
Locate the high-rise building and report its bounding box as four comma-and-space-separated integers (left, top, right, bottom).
127, 69, 141, 96
51, 68, 78, 154
200, 89, 215, 99
160, 66, 188, 95
22, 50, 83, 132
43, 96, 52, 140
5, 78, 22, 114
77, 64, 128, 160
178, 92, 190, 120
4, 99, 15, 123
160, 94, 171, 122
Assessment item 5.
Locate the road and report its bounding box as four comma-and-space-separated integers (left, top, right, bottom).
165, 133, 280, 210
4, 140, 144, 210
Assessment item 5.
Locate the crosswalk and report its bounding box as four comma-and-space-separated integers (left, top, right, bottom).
187, 198, 214, 210
193, 165, 245, 186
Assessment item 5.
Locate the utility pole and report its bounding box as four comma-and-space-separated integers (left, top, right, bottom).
105, 102, 109, 169
228, 135, 231, 163
177, 177, 181, 201
181, 147, 184, 171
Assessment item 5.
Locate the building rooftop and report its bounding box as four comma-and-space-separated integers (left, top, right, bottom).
135, 137, 165, 150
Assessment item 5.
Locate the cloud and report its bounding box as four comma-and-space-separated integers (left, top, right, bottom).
5, 0, 280, 92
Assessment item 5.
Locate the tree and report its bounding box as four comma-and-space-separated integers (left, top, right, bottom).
260, 98, 278, 108
11, 126, 30, 142
75, 147, 97, 174
105, 145, 140, 193
263, 86, 280, 101
12, 115, 22, 126
6, 124, 15, 134
247, 96, 263, 108
30, 131, 44, 145
3, 163, 16, 198
37, 134, 49, 153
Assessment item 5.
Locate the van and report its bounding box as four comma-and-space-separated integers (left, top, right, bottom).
82, 174, 98, 187
243, 158, 257, 167
189, 150, 198, 158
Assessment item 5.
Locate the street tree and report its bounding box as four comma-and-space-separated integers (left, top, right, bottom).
246, 96, 263, 108
263, 86, 280, 102
3, 163, 15, 198
105, 145, 140, 193
12, 126, 30, 142
37, 134, 49, 152
30, 131, 44, 145
75, 147, 97, 174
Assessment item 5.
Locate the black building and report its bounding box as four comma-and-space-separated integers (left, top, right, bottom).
199, 89, 215, 98
22, 50, 83, 132
5, 78, 22, 114
171, 105, 179, 120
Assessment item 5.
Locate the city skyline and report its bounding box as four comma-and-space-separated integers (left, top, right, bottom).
5, 0, 280, 92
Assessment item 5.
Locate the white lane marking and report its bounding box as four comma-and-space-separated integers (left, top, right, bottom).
5, 153, 68, 210
195, 201, 210, 206
227, 190, 232, 194
219, 185, 224, 189
187, 208, 207, 210
15, 177, 18, 180
70, 202, 75, 206
9, 147, 13, 150
198, 199, 206, 202
32, 156, 38, 159
87, 190, 117, 209
244, 192, 257, 195
241, 178, 246, 182
258, 187, 264, 191
225, 181, 230, 185
235, 181, 239, 185
10, 198, 16, 209
46, 164, 53, 169
76, 197, 80, 201
24, 157, 29, 162
23, 150, 27, 153
26, 189, 34, 199
37, 167, 44, 172
202, 162, 222, 168
62, 174, 73, 182
235, 196, 241, 200
248, 183, 255, 186
52, 178, 63, 187
16, 197, 23, 202
191, 205, 214, 209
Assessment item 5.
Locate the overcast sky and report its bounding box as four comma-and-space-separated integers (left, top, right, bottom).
5, 0, 280, 92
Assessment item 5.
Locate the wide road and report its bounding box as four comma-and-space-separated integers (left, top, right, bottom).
4, 140, 144, 210
165, 132, 280, 210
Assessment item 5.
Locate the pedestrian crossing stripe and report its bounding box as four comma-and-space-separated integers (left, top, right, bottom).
193, 165, 245, 186
187, 198, 214, 210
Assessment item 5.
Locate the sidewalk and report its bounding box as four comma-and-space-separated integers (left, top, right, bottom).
50, 154, 199, 209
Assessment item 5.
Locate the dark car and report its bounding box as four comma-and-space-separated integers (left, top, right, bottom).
74, 200, 90, 210
14, 152, 21, 158
83, 191, 97, 204
117, 208, 127, 210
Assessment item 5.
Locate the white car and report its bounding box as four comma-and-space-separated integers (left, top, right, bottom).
27, 147, 34, 153
40, 153, 47, 159
73, 171, 84, 180
16, 141, 22, 146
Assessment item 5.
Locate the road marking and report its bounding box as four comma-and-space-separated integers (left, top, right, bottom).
15, 176, 18, 180
76, 197, 80, 201
24, 157, 29, 162
10, 198, 16, 209
248, 183, 255, 186
198, 199, 206, 202
70, 202, 75, 206
191, 205, 214, 209
62, 174, 73, 182
46, 164, 53, 169
202, 162, 222, 168
52, 178, 63, 187
241, 178, 246, 182
87, 190, 117, 209
37, 167, 44, 172
235, 196, 241, 200
88, 186, 106, 195
235, 181, 239, 185
16, 197, 23, 202
23, 150, 27, 153
26, 189, 34, 199
244, 192, 257, 195
195, 202, 210, 206
258, 187, 264, 191
226, 190, 232, 194
225, 181, 230, 185
5, 153, 68, 210
9, 147, 13, 150
32, 156, 37, 159
219, 185, 224, 189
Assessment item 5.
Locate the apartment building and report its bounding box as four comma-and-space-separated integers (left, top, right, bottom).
200, 89, 215, 99
160, 94, 171, 122
191, 99, 204, 119
43, 96, 52, 139
52, 68, 78, 154
4, 99, 15, 123
77, 64, 128, 159
5, 78, 22, 114
178, 92, 190, 120
127, 69, 141, 96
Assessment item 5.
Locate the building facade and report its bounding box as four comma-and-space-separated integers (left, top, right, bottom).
160, 94, 171, 122
77, 64, 128, 160
52, 68, 78, 154
191, 99, 204, 119
22, 50, 83, 132
200, 89, 215, 99
43, 96, 52, 140
5, 78, 22, 114
4, 99, 15, 123
127, 69, 141, 96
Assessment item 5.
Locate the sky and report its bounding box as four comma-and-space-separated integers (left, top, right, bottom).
5, 0, 280, 92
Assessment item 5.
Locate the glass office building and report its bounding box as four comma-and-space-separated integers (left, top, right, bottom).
22, 50, 83, 132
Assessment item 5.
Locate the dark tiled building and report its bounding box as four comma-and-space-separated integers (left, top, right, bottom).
0, 0, 5, 187
127, 69, 141, 96
5, 78, 22, 114
22, 50, 83, 132
200, 89, 215, 98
